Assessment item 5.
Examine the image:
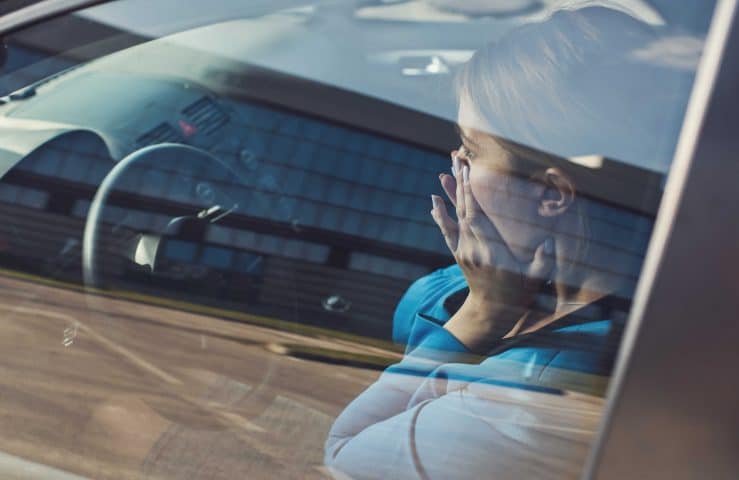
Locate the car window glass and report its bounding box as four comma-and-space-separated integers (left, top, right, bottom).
0, 1, 717, 479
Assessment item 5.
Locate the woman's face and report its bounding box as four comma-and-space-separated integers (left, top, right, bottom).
456, 96, 549, 262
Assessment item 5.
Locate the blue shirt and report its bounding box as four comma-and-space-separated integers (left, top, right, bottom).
325, 266, 625, 480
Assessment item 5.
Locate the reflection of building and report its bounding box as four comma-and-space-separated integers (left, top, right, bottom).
0, 90, 662, 340
0, 94, 456, 339
0, 12, 663, 340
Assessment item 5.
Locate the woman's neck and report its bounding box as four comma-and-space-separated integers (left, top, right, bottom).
554, 277, 609, 310
506, 284, 609, 338
505, 237, 619, 337
550, 219, 621, 305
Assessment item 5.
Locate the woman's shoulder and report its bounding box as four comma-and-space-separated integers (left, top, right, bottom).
392, 264, 467, 344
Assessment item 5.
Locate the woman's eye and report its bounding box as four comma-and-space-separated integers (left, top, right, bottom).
461, 145, 476, 160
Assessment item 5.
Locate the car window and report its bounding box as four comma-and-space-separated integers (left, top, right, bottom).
0, 1, 717, 479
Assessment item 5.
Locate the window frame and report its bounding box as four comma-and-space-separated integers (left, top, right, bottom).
585, 1, 739, 478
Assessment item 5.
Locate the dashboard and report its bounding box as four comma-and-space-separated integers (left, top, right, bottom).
0, 31, 457, 339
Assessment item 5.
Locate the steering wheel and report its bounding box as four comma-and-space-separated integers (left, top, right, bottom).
82, 143, 244, 289
81, 142, 284, 429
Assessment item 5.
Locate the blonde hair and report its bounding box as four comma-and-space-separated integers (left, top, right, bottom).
454, 7, 666, 274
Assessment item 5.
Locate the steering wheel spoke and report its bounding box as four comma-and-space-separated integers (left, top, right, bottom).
82, 143, 246, 289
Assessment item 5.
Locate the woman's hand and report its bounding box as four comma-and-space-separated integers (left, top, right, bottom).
430, 153, 554, 353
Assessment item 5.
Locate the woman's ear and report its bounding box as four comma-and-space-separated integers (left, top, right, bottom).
538, 167, 575, 217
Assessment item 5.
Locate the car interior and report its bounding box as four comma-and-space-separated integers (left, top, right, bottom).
0, 1, 729, 479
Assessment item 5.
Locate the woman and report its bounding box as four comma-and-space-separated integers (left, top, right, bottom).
325, 7, 689, 480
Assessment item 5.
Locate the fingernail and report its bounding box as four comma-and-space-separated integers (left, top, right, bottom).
451, 165, 457, 178
432, 195, 444, 210
453, 155, 460, 178
462, 165, 470, 185
544, 238, 554, 254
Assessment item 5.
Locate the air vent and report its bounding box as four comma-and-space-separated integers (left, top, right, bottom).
136, 123, 182, 147
182, 97, 229, 136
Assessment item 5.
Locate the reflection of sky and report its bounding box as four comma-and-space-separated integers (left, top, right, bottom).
75, 0, 710, 172
79, 0, 667, 33
77, 0, 314, 36
357, 0, 664, 24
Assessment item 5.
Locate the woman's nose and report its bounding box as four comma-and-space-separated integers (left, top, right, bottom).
449, 150, 458, 177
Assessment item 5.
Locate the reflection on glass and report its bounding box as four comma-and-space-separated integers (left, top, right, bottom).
325, 7, 693, 479
0, 1, 711, 479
